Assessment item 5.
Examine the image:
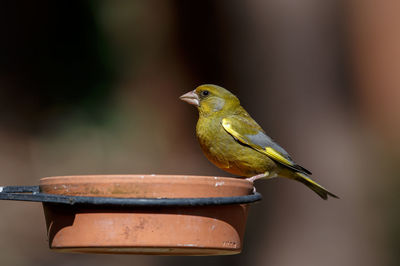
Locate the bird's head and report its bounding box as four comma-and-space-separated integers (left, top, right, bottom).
180, 84, 240, 116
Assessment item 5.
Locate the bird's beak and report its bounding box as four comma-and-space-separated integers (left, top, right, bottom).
179, 90, 200, 106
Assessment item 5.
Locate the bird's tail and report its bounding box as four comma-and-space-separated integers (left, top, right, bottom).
294, 173, 339, 200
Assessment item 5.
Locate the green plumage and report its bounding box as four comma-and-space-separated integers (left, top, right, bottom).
180, 84, 338, 200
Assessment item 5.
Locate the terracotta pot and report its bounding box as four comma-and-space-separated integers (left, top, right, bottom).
40, 175, 254, 255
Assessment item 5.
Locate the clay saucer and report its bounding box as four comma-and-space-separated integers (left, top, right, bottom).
40, 175, 255, 255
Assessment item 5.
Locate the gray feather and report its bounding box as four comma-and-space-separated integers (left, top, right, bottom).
245, 131, 312, 175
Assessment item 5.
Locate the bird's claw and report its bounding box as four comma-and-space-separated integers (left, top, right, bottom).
246, 172, 270, 194
246, 171, 269, 183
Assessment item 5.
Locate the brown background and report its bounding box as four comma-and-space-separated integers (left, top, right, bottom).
0, 1, 399, 265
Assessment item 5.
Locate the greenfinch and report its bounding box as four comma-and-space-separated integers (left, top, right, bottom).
180, 84, 338, 200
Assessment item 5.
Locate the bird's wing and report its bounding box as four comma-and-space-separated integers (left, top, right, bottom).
221, 115, 311, 175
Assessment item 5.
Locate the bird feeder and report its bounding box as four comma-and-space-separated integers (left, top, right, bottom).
0, 175, 261, 255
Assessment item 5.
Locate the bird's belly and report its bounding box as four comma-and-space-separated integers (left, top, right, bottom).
198, 130, 277, 177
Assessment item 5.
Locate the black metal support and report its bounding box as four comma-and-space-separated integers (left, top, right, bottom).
1, 186, 39, 193
0, 185, 262, 207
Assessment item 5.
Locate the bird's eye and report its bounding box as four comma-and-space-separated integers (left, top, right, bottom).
201, 90, 209, 96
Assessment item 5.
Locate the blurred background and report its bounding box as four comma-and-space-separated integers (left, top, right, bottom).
1, 0, 399, 265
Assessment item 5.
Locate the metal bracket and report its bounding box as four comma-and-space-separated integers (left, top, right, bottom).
0, 185, 262, 207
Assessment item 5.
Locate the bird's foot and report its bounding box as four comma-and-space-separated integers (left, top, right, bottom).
246, 172, 269, 194
246, 171, 269, 183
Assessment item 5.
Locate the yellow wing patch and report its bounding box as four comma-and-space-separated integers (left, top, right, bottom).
221, 118, 248, 143
264, 147, 294, 166
222, 118, 294, 167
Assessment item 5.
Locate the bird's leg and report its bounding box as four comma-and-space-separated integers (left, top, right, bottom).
246, 171, 269, 183
246, 172, 269, 194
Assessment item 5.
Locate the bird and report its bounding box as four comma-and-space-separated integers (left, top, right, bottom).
179, 84, 338, 200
